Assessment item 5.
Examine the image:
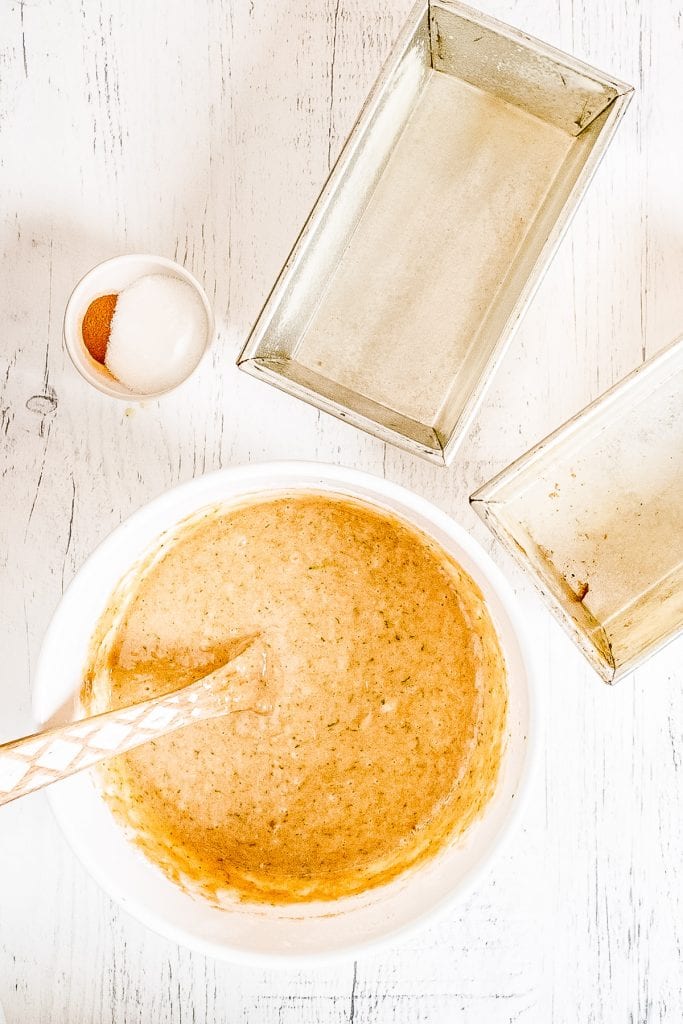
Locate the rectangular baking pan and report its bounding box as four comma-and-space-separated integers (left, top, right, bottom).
238, 0, 633, 464
471, 338, 683, 683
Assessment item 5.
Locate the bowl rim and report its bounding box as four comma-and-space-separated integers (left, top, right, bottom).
62, 252, 215, 401
33, 461, 538, 966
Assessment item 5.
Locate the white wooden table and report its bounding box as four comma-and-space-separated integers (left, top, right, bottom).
0, 1, 681, 1020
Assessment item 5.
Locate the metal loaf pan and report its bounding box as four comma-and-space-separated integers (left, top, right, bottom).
238, 0, 633, 464
471, 338, 683, 684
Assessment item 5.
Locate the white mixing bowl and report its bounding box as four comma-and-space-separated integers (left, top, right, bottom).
33, 462, 535, 966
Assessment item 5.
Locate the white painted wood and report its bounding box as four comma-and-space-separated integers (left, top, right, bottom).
0, 0, 681, 1020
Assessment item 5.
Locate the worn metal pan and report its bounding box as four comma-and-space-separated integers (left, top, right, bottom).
471, 338, 683, 684
238, 0, 633, 464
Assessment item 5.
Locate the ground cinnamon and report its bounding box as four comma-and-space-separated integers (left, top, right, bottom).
82, 293, 117, 364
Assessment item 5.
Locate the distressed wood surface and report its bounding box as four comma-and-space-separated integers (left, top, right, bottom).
0, 0, 681, 1021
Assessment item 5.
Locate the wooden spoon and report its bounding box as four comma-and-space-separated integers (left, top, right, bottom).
0, 637, 270, 808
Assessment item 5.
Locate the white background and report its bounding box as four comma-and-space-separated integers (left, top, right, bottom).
0, 0, 681, 1021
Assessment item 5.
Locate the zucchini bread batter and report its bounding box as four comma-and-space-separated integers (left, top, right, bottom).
82, 493, 507, 904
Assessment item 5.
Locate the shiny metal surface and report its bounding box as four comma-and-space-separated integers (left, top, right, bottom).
238, 0, 633, 463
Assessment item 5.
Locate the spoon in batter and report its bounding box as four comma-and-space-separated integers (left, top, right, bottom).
0, 636, 270, 808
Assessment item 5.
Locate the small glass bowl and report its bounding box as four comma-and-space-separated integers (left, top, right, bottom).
63, 254, 215, 400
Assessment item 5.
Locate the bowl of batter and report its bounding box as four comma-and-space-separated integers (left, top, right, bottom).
33, 462, 535, 963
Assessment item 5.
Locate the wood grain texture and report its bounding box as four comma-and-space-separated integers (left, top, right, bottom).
0, 0, 681, 1021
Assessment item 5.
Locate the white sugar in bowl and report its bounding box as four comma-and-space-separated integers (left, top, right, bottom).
63, 254, 214, 400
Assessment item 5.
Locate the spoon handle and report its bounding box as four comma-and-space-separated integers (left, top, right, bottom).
0, 643, 266, 808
